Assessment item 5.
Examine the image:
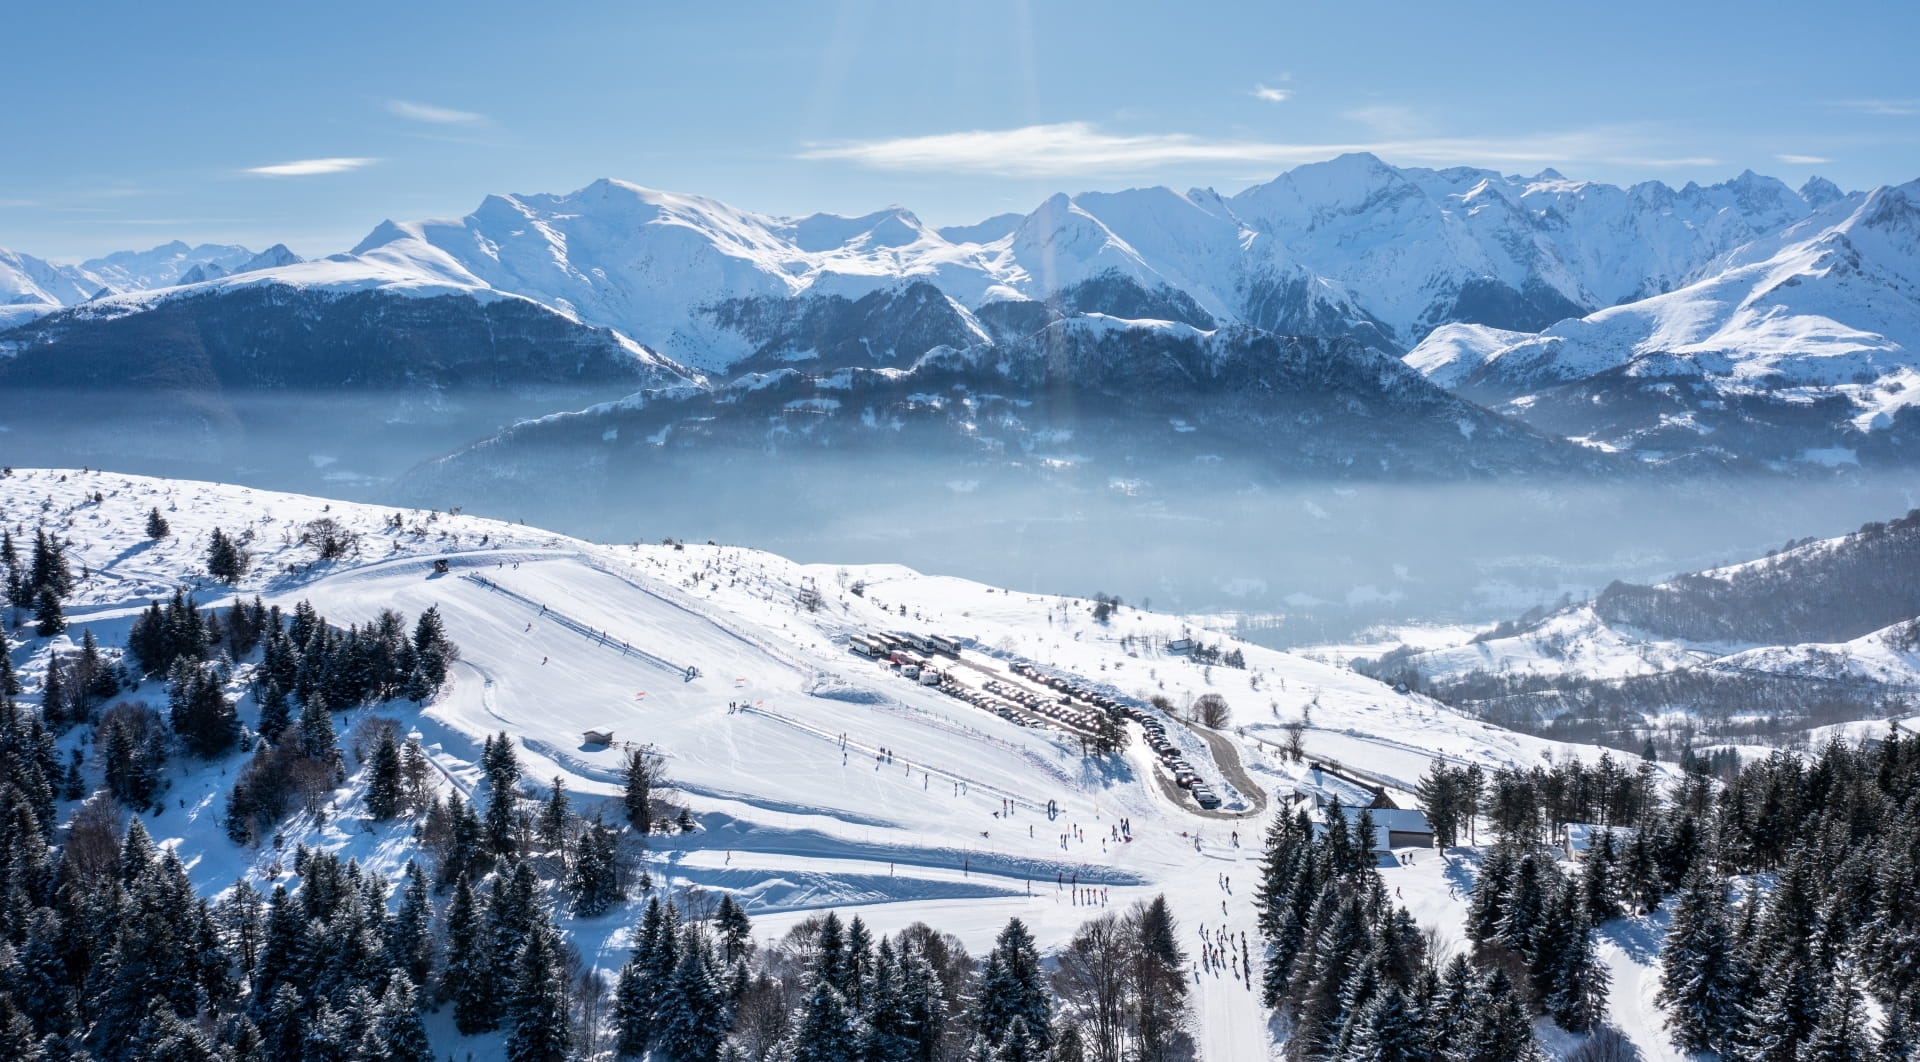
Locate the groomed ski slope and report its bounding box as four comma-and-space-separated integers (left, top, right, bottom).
7, 469, 1680, 1060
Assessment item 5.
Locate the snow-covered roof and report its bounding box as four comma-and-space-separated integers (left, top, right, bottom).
1293, 763, 1384, 808
1336, 806, 1432, 835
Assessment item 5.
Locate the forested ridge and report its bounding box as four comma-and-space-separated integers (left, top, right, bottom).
1592, 509, 1920, 645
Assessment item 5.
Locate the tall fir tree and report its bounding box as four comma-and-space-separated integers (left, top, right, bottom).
364, 727, 403, 821
790, 977, 858, 1062
1657, 868, 1742, 1055
1541, 890, 1609, 1034
569, 818, 624, 917
34, 587, 65, 638
1797, 972, 1869, 1062
368, 975, 433, 1062
386, 861, 432, 987
977, 917, 1051, 1053
444, 874, 498, 1035
655, 929, 726, 1062
506, 919, 572, 1062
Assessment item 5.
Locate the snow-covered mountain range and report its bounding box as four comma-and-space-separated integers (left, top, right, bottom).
0, 239, 303, 327
3, 157, 1860, 358
4, 155, 1915, 473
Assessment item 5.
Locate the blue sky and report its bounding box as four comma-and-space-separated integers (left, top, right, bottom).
7, 0, 1919, 260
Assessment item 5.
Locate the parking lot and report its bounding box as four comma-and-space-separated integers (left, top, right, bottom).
846, 631, 1224, 810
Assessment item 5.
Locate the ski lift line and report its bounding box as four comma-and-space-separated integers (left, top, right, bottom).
460, 573, 694, 678
732, 702, 1053, 812
573, 553, 816, 677
835, 686, 1084, 791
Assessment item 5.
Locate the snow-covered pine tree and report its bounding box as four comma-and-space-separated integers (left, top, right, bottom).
1542, 891, 1609, 1034
538, 776, 571, 854
845, 916, 876, 1013
205, 528, 248, 583
34, 586, 65, 637
1581, 830, 1621, 924
145, 507, 170, 540
975, 917, 1050, 1052
1735, 947, 1819, 1062
716, 893, 753, 965
483, 732, 521, 857
1797, 971, 1870, 1062
617, 895, 681, 1056
788, 973, 859, 1062
1338, 982, 1424, 1062
1657, 868, 1742, 1055
654, 929, 727, 1062
506, 919, 572, 1062
569, 818, 623, 917
624, 746, 659, 833
1417, 761, 1463, 848
897, 943, 949, 1062
862, 935, 913, 1062
368, 974, 433, 1062
364, 726, 402, 821
1458, 969, 1540, 1062
1622, 829, 1663, 913
1859, 821, 1920, 1005
386, 861, 432, 987
994, 1016, 1041, 1062
1879, 1005, 1915, 1062
443, 874, 498, 1034
1464, 844, 1516, 944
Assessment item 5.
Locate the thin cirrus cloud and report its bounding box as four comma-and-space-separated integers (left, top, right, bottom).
386, 99, 487, 124
1776, 153, 1833, 165
1252, 84, 1291, 103
244, 157, 379, 177
797, 122, 1717, 178
1835, 99, 1920, 116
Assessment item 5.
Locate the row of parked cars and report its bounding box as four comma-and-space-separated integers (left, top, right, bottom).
940, 681, 1045, 729
1010, 662, 1222, 809
980, 679, 1103, 733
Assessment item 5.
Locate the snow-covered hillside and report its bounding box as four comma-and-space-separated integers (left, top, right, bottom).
4, 468, 1695, 1059
1367, 511, 1920, 748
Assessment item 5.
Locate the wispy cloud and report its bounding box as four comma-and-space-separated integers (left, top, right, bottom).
245, 157, 378, 177
1776, 153, 1832, 165
89, 217, 248, 226
1251, 84, 1291, 103
1835, 99, 1920, 116
797, 122, 1721, 178
386, 99, 487, 124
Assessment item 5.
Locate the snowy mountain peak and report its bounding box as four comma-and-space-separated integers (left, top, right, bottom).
1800, 175, 1847, 209
81, 240, 255, 291
235, 243, 303, 274
790, 207, 934, 253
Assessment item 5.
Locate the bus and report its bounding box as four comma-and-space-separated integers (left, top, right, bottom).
895, 632, 935, 653
927, 634, 963, 656
848, 635, 885, 658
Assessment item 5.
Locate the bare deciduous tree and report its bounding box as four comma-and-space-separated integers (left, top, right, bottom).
1192, 693, 1231, 729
